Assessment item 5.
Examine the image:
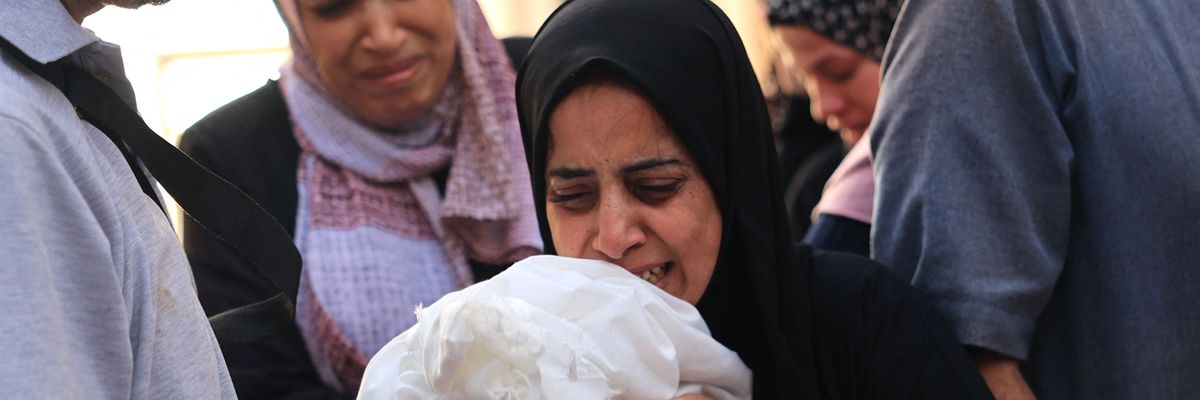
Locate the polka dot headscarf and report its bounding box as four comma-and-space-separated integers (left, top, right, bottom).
768, 0, 904, 61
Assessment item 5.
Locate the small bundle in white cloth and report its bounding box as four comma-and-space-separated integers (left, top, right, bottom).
357, 255, 752, 400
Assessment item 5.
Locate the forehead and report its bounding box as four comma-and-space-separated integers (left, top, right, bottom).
546, 80, 690, 168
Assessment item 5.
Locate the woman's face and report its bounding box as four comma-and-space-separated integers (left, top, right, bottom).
776, 25, 881, 145
297, 0, 458, 129
544, 79, 723, 304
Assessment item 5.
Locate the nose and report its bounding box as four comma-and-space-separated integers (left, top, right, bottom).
591, 193, 647, 261
807, 78, 847, 125
360, 1, 407, 54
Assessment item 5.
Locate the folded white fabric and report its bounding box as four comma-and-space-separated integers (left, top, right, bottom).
357, 255, 752, 400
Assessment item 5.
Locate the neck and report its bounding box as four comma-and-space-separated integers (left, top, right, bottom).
60, 0, 104, 23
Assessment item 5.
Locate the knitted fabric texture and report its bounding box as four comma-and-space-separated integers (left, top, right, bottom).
274, 0, 543, 392
768, 0, 904, 61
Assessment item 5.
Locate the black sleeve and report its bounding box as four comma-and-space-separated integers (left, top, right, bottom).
810, 251, 993, 399
783, 142, 844, 242
178, 81, 296, 317
180, 81, 348, 400
179, 204, 280, 316
804, 214, 871, 257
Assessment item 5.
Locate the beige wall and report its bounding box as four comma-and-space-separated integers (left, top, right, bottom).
479, 0, 563, 38
480, 0, 774, 85
713, 0, 773, 86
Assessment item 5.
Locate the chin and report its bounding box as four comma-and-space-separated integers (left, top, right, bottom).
840, 129, 866, 146
361, 98, 439, 129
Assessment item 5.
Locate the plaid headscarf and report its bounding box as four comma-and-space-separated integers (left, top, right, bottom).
274, 0, 542, 393
768, 0, 905, 61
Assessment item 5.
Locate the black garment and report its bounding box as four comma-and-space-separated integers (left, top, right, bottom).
501, 36, 534, 71
181, 81, 300, 317
805, 214, 872, 257
517, 0, 992, 398
776, 96, 839, 184
785, 143, 844, 240
780, 104, 844, 241
179, 81, 505, 399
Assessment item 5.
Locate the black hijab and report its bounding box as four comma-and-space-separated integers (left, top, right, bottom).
517, 0, 819, 397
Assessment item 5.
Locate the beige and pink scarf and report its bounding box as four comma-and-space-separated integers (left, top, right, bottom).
274, 0, 542, 393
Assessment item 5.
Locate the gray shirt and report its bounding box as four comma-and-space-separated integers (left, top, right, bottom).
871, 0, 1200, 398
0, 1, 235, 398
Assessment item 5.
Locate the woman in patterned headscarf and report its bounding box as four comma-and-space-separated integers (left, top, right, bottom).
179, 0, 541, 397
769, 0, 902, 256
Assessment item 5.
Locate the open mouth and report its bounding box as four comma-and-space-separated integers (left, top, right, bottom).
640, 262, 672, 285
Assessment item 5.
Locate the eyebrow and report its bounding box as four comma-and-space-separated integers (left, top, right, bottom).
547, 158, 682, 180
548, 167, 595, 180
620, 158, 681, 174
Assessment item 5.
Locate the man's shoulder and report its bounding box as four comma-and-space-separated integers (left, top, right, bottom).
0, 50, 75, 144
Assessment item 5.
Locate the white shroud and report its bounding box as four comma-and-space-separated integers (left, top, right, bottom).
357, 255, 752, 400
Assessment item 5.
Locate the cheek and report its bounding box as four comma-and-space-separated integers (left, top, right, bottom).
654, 188, 721, 303
802, 78, 822, 108
305, 31, 362, 107
651, 189, 721, 259
849, 69, 881, 117
690, 204, 722, 299
545, 205, 590, 257
683, 200, 722, 265
436, 21, 458, 61
304, 19, 355, 71
663, 208, 719, 251
417, 2, 458, 69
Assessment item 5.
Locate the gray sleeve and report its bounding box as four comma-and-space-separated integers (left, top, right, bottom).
869, 0, 1073, 359
0, 115, 130, 398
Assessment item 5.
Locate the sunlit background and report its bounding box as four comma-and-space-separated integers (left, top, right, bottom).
81, 0, 774, 233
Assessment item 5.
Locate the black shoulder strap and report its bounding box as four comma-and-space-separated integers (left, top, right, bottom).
2, 42, 164, 211
1, 38, 301, 305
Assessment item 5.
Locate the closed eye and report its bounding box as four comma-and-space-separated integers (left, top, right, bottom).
634, 179, 684, 204
310, 0, 355, 18
549, 185, 596, 211
829, 64, 859, 83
